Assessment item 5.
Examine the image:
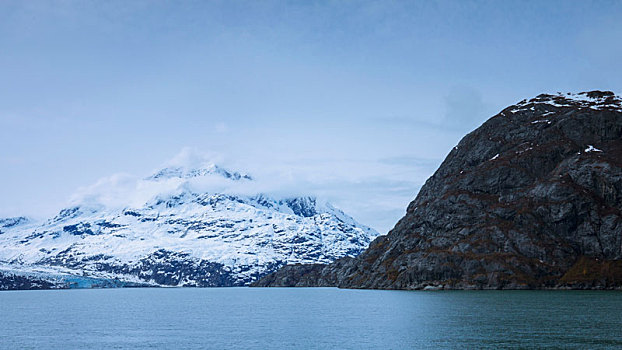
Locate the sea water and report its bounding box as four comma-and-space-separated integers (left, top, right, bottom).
1, 288, 621, 349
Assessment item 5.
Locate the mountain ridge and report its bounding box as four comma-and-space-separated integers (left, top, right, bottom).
254, 90, 622, 290
0, 161, 378, 290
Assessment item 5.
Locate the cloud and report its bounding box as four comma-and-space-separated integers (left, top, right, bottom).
366, 85, 491, 134
443, 85, 488, 130
378, 155, 441, 168
214, 122, 228, 133
162, 147, 224, 169
71, 149, 246, 209
66, 148, 435, 233
576, 17, 622, 68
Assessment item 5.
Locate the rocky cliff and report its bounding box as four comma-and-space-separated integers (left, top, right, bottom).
254, 91, 622, 289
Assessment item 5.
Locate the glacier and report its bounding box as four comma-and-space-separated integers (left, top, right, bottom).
0, 158, 378, 289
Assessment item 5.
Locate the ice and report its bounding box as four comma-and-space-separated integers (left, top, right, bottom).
0, 161, 379, 287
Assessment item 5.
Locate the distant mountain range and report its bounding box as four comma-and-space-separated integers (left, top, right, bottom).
0, 159, 378, 290
255, 91, 622, 290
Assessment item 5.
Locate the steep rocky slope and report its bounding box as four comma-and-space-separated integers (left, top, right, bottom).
0, 161, 378, 289
254, 91, 622, 289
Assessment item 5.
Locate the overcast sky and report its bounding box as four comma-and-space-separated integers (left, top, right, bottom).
1, 1, 621, 233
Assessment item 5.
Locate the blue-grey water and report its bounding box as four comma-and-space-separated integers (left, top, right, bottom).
1, 288, 621, 349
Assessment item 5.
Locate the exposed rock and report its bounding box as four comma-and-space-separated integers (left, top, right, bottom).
0, 161, 378, 290
254, 91, 622, 289
0, 272, 60, 290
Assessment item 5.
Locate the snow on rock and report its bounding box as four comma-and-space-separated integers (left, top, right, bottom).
584, 145, 603, 153
510, 91, 622, 115
0, 217, 30, 229
0, 158, 379, 288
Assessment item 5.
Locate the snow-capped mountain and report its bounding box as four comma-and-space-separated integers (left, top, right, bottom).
0, 155, 378, 289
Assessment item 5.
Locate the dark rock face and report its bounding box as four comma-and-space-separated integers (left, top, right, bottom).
254, 91, 622, 290
39, 249, 246, 287
285, 197, 317, 217
0, 272, 60, 290
0, 217, 29, 229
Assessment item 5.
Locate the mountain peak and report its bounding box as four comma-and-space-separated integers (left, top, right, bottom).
0, 147, 379, 289
146, 148, 252, 181
146, 164, 252, 181
255, 90, 622, 290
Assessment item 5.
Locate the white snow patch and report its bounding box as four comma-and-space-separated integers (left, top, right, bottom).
585, 145, 602, 153
531, 119, 551, 124
511, 92, 622, 114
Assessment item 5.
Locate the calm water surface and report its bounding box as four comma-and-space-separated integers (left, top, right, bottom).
0, 288, 621, 349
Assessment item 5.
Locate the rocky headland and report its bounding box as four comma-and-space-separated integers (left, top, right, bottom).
254, 91, 622, 290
